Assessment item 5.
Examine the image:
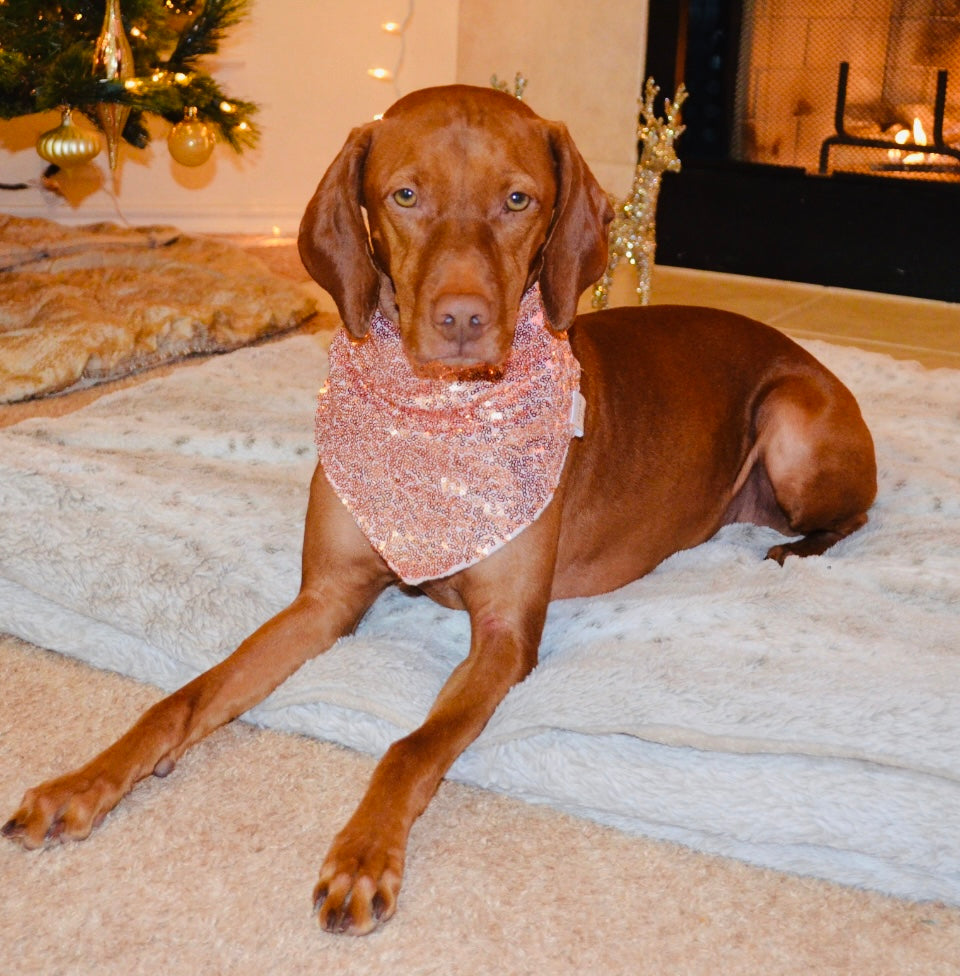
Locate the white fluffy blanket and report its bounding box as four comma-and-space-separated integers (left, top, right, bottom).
1, 331, 958, 905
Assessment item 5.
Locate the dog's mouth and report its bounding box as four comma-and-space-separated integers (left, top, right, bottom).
411, 358, 506, 383
401, 327, 510, 383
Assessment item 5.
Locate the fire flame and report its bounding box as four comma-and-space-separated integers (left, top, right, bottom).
889, 118, 929, 165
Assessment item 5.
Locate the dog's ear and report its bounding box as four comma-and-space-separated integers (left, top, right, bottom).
298, 122, 380, 338
538, 123, 614, 331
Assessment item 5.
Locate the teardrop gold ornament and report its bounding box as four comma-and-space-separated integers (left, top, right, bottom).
92, 0, 135, 170
167, 107, 216, 167
36, 108, 102, 168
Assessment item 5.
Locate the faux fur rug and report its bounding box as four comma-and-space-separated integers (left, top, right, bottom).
0, 331, 958, 905
0, 216, 316, 403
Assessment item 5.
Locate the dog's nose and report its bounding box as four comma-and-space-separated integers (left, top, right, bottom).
432, 293, 491, 343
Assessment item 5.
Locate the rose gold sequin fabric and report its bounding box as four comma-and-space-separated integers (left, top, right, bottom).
315, 285, 581, 584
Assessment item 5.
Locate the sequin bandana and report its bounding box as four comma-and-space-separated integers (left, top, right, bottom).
314, 285, 582, 584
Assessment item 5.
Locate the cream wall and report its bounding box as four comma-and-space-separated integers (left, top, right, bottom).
456, 0, 647, 198
0, 1, 647, 234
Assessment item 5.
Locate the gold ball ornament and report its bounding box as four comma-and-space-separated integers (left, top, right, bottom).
167, 108, 216, 167
36, 108, 102, 168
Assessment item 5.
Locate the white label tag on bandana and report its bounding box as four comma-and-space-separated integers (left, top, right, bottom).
570, 390, 586, 438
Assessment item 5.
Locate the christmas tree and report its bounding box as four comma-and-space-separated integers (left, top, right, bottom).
0, 0, 259, 168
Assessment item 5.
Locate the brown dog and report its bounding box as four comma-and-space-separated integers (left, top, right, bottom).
4, 86, 876, 935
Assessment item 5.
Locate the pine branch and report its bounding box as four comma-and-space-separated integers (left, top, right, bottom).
166, 0, 252, 70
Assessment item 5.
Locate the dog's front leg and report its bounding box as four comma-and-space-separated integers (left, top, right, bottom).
4, 465, 391, 849
314, 506, 561, 936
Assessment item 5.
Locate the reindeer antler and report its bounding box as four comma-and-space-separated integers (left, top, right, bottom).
637, 77, 689, 172
491, 72, 528, 101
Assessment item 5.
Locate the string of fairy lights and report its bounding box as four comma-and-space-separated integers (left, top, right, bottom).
366, 0, 415, 100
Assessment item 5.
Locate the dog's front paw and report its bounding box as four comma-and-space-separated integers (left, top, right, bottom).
3, 768, 122, 850
313, 827, 405, 936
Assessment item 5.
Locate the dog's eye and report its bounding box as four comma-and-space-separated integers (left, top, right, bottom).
393, 188, 418, 208
506, 191, 531, 212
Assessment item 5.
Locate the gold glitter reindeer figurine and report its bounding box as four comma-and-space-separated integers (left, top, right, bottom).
593, 78, 688, 308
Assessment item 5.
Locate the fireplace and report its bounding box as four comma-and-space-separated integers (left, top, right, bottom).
647, 0, 960, 302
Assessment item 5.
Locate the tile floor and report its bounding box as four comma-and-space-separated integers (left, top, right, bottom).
645, 266, 960, 371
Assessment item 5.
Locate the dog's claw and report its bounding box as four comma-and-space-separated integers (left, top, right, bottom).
2, 811, 50, 850
314, 884, 353, 934
312, 884, 328, 914
2, 818, 22, 839
327, 907, 355, 935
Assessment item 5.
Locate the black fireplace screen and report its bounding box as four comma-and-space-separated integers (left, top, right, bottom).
646, 0, 960, 300
734, 0, 960, 180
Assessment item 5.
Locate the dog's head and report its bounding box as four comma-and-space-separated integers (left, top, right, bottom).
298, 85, 612, 380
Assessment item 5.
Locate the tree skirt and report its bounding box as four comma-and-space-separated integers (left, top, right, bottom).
0, 331, 958, 905
0, 216, 316, 403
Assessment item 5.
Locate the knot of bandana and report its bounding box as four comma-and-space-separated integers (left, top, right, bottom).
314, 285, 581, 584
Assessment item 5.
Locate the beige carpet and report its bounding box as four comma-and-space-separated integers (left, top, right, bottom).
2, 635, 959, 975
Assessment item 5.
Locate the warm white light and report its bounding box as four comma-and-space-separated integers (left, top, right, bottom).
261, 225, 295, 247
175, 72, 189, 84
369, 1, 414, 92
220, 100, 235, 113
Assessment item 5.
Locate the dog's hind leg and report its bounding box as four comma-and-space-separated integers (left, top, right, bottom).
750, 372, 877, 564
